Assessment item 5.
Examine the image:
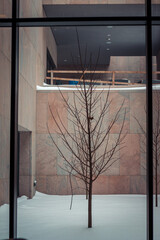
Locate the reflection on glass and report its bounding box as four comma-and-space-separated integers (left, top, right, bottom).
17, 26, 147, 240
0, 27, 11, 239
19, 0, 145, 18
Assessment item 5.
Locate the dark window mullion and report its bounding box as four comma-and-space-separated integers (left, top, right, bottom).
9, 0, 19, 238
146, 0, 153, 240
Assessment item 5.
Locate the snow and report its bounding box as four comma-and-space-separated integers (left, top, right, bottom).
36, 84, 160, 91
0, 192, 160, 240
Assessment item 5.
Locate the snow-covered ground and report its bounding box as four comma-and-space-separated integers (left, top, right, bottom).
0, 192, 160, 240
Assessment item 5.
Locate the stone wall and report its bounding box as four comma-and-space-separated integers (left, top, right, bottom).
36, 88, 152, 195
0, 27, 11, 205
0, 0, 57, 204
18, 23, 57, 198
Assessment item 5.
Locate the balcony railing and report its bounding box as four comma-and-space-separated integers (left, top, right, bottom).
45, 70, 160, 86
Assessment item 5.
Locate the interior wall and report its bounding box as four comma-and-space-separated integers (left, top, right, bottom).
108, 56, 146, 82
36, 89, 151, 195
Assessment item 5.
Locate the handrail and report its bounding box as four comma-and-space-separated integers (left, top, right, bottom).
46, 70, 160, 85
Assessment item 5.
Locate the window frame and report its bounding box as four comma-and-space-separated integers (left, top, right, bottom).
0, 0, 156, 239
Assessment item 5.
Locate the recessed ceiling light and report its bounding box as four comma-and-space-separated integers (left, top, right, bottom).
107, 34, 111, 37
106, 41, 111, 44
107, 48, 110, 51
107, 38, 111, 41
64, 59, 67, 62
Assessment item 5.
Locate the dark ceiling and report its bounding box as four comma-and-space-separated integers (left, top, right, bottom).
44, 4, 160, 67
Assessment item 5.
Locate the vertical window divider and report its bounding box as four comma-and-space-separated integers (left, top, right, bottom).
10, 0, 19, 238
146, 1, 153, 240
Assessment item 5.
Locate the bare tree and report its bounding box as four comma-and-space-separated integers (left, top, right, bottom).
47, 33, 126, 227
134, 89, 160, 207
47, 82, 126, 228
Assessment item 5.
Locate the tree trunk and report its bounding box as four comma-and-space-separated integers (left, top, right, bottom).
156, 155, 158, 207
86, 188, 88, 200
88, 181, 92, 228
156, 182, 158, 207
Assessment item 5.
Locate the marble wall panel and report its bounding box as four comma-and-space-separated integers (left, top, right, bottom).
19, 176, 31, 198
0, 179, 9, 205
130, 175, 146, 194
0, 179, 5, 205
0, 28, 11, 60
19, 132, 31, 176
36, 176, 47, 193
37, 92, 48, 104
0, 27, 11, 206
46, 175, 69, 195
69, 176, 86, 194
3, 179, 9, 204
93, 176, 109, 194
139, 133, 146, 175
18, 75, 36, 131
20, 0, 43, 18
36, 101, 48, 133
109, 91, 130, 134
153, 176, 160, 194
36, 90, 149, 194
47, 92, 68, 134
0, 0, 12, 18
18, 131, 34, 198
36, 134, 57, 176
97, 134, 120, 176
56, 135, 73, 175
0, 52, 11, 119
120, 134, 140, 175
0, 116, 10, 179
108, 57, 145, 82
108, 176, 130, 194
130, 91, 146, 134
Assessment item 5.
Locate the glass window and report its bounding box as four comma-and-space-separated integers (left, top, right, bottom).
17, 25, 147, 240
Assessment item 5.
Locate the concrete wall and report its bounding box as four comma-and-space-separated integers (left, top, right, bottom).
0, 27, 11, 205
36, 88, 153, 195
18, 22, 57, 198
0, 0, 57, 204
